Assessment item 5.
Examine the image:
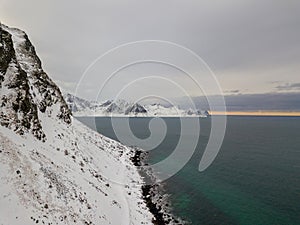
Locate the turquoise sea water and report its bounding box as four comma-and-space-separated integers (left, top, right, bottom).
77, 116, 300, 224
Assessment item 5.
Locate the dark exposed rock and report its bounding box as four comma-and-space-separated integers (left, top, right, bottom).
130, 148, 187, 225
99, 100, 112, 107
105, 102, 122, 113
142, 185, 167, 225
0, 24, 72, 140
125, 103, 147, 115
0, 26, 45, 139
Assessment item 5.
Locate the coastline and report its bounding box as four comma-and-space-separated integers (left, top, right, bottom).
74, 114, 208, 118
209, 111, 300, 117
130, 148, 187, 225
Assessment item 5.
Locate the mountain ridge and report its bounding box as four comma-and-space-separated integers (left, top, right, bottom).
0, 24, 71, 141
64, 92, 209, 117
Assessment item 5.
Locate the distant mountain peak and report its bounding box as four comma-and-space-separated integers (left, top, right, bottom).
125, 103, 147, 115
63, 93, 208, 117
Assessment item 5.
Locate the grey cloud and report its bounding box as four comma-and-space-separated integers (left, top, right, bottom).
276, 82, 300, 91
176, 92, 300, 111
223, 92, 300, 111
1, 0, 300, 99
225, 90, 240, 94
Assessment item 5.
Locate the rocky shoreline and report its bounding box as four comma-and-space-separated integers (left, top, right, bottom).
131, 148, 187, 225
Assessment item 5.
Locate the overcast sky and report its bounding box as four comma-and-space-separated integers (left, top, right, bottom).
1, 0, 300, 103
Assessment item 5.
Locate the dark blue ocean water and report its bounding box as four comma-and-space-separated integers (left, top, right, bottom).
77, 116, 300, 225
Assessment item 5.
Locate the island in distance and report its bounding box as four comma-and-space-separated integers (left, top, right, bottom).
64, 93, 210, 117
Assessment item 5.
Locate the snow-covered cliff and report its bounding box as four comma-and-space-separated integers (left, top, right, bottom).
0, 24, 154, 224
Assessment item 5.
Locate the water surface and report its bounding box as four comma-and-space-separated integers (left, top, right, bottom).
77, 116, 300, 224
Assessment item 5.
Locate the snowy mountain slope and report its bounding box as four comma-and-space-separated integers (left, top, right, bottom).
64, 93, 208, 117
64, 93, 96, 113
0, 24, 154, 224
0, 117, 153, 225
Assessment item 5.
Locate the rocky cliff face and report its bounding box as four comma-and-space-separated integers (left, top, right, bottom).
0, 24, 153, 225
125, 103, 147, 115
0, 24, 71, 141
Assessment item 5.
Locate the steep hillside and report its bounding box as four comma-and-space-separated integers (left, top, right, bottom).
0, 24, 153, 224
0, 24, 71, 141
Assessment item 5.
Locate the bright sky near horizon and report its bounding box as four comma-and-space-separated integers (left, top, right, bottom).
1, 0, 300, 102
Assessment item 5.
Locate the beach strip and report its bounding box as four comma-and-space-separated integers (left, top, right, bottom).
209, 111, 300, 117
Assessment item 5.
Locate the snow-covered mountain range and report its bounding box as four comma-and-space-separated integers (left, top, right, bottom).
0, 24, 156, 224
64, 93, 209, 117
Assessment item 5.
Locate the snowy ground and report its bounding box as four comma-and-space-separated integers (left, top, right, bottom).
0, 24, 156, 225
0, 115, 154, 225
